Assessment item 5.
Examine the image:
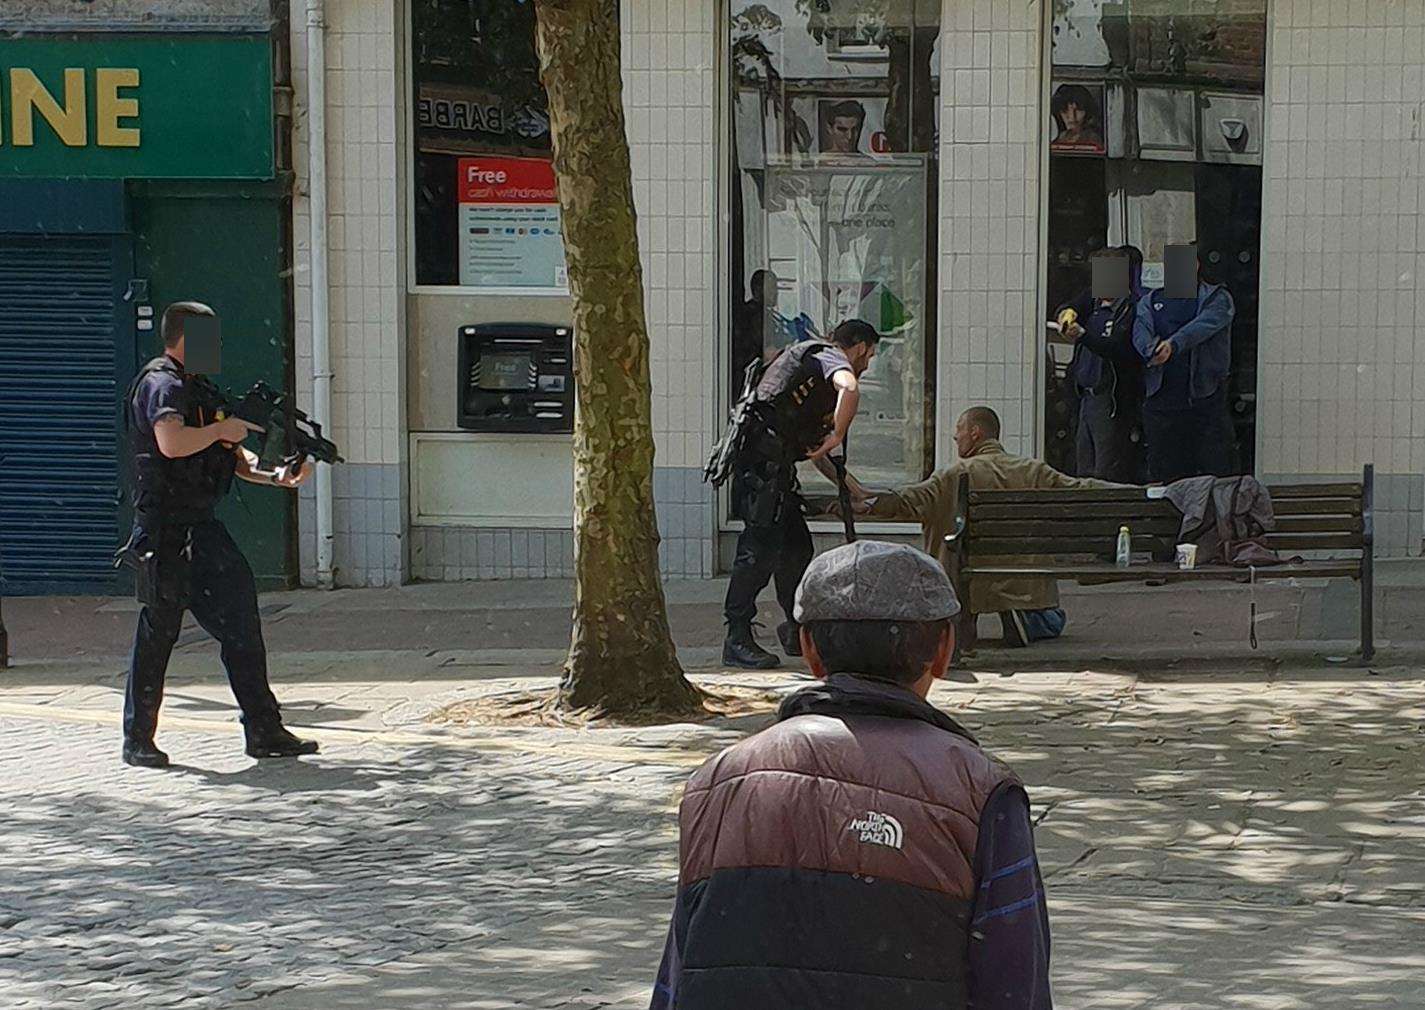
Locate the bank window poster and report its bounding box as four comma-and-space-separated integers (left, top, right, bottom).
456, 156, 569, 292
759, 158, 930, 490
1050, 82, 1106, 156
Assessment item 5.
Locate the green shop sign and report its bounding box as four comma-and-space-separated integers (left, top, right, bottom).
0, 35, 273, 179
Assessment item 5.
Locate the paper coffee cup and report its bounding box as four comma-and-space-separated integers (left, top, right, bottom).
1176, 544, 1198, 570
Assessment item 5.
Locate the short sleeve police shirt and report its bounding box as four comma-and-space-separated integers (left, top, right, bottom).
811, 345, 853, 383
132, 364, 189, 439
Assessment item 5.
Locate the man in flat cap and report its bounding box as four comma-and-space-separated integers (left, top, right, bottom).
651, 541, 1052, 1010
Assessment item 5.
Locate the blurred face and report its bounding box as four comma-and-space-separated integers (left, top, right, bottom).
953, 413, 982, 459
759, 273, 779, 304
829, 116, 861, 153
1059, 102, 1085, 135
847, 340, 877, 377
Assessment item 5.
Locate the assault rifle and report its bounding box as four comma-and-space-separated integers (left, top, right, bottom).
197, 378, 344, 473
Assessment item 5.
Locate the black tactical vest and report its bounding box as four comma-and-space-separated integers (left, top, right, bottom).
127, 356, 237, 526
751, 340, 843, 460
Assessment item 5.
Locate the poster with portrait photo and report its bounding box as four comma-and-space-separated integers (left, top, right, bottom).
813, 96, 889, 156
1049, 82, 1106, 156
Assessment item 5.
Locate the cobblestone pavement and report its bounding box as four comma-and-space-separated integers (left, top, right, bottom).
2, 658, 1424, 1008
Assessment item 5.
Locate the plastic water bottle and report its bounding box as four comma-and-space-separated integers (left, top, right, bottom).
1116, 525, 1132, 568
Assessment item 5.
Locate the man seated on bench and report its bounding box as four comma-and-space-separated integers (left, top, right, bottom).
856, 406, 1124, 649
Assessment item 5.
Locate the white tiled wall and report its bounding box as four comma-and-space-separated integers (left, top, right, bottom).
291, 0, 407, 586
937, 0, 1045, 460
623, 0, 720, 576
1259, 0, 1425, 555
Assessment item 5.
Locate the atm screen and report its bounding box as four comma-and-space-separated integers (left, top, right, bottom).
479, 351, 534, 391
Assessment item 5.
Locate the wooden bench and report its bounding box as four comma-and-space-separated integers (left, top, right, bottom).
946, 465, 1376, 660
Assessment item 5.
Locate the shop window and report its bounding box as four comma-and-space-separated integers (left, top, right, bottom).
410, 0, 567, 291
727, 0, 942, 496
1045, 1, 1267, 482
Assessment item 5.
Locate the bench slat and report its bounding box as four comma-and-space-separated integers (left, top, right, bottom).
970, 502, 1180, 520
969, 537, 1178, 557
969, 518, 1181, 538
968, 515, 1362, 539
966, 483, 1362, 505
965, 560, 1362, 582
1272, 498, 1363, 516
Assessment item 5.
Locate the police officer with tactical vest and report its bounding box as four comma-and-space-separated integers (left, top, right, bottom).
119, 301, 319, 768
720, 319, 879, 669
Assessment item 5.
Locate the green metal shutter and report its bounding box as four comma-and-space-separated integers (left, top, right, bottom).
0, 236, 124, 595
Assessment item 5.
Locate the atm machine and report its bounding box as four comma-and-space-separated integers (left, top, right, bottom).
455, 323, 575, 434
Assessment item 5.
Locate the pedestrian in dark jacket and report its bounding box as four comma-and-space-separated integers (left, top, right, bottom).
651, 540, 1052, 1010
1057, 245, 1145, 483
1133, 245, 1237, 483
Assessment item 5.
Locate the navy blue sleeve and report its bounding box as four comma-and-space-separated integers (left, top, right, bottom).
649, 889, 688, 1010
967, 782, 1053, 1010
133, 372, 188, 435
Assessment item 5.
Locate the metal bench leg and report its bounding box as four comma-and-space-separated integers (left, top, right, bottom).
1360, 464, 1375, 663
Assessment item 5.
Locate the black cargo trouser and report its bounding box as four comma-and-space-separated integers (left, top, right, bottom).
723, 453, 813, 628
1076, 390, 1141, 483
124, 519, 282, 744
1142, 389, 1235, 484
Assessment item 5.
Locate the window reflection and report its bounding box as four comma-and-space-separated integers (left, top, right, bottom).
729, 1, 942, 495
1046, 0, 1267, 482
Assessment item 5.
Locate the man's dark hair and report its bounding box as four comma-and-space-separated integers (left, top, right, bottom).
962, 405, 1001, 439
805, 619, 952, 685
161, 301, 216, 349
750, 268, 778, 300
829, 318, 880, 350
826, 100, 866, 126
1194, 241, 1224, 285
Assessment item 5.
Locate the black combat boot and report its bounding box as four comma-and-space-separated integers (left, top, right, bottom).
122, 738, 171, 769
245, 723, 320, 759
722, 623, 779, 670
777, 620, 803, 657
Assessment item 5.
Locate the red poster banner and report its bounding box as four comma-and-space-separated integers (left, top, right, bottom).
457, 156, 558, 205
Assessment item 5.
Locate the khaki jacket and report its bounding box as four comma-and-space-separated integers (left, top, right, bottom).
868, 441, 1120, 614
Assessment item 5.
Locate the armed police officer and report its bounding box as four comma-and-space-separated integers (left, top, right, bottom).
721, 319, 879, 669
120, 301, 319, 768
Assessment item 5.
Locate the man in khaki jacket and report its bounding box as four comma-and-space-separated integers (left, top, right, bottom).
859, 406, 1121, 648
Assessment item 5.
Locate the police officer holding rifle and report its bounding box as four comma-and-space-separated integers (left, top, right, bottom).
117, 301, 330, 768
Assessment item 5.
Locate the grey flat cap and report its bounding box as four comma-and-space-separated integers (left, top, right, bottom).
794, 540, 961, 623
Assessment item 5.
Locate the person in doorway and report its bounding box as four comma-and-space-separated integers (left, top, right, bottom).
652, 541, 1052, 1010
1056, 245, 1145, 482
119, 301, 320, 768
732, 268, 781, 380
1133, 244, 1237, 483
859, 407, 1124, 650
722, 320, 879, 669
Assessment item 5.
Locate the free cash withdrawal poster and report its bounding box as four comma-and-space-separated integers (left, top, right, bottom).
457, 156, 568, 291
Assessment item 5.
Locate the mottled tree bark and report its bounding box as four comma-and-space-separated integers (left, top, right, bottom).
534, 0, 701, 716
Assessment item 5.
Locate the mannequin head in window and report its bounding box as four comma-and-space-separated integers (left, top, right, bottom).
1051, 85, 1102, 148
822, 100, 867, 154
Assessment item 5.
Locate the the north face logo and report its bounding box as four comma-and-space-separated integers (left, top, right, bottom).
848, 811, 904, 850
